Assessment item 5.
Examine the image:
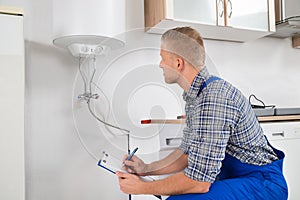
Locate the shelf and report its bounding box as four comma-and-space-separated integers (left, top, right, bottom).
141, 115, 300, 124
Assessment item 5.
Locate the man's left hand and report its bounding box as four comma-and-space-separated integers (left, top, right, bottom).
116, 171, 146, 194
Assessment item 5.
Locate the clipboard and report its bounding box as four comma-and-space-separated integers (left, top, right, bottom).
98, 152, 154, 181
97, 152, 162, 199
98, 152, 124, 174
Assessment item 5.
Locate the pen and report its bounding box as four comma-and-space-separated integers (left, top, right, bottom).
126, 147, 138, 161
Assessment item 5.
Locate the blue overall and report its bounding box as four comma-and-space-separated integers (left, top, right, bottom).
167, 144, 288, 200
167, 77, 288, 200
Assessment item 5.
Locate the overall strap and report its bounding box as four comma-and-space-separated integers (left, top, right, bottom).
197, 76, 222, 97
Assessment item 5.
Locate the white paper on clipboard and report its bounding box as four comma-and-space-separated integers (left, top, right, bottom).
98, 152, 162, 199
98, 152, 126, 174
97, 152, 155, 182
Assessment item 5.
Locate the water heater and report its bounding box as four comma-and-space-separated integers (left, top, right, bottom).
53, 0, 126, 45
53, 0, 129, 132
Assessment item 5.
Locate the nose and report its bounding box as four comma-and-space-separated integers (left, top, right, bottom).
159, 60, 163, 68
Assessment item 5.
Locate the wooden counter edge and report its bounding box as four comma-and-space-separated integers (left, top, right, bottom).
257, 115, 300, 122
141, 115, 300, 124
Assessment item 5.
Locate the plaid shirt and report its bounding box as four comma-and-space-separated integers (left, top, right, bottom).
179, 67, 278, 183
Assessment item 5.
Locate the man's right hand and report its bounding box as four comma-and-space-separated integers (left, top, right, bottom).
122, 155, 149, 176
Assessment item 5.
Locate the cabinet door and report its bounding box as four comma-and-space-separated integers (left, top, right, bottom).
172, 0, 217, 25
225, 0, 269, 31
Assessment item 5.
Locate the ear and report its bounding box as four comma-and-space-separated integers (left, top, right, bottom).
176, 57, 184, 71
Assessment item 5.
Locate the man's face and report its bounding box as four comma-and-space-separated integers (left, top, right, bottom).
159, 49, 180, 84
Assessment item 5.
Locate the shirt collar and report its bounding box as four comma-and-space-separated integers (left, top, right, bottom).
183, 66, 210, 100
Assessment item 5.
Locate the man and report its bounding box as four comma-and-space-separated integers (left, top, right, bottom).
116, 27, 288, 199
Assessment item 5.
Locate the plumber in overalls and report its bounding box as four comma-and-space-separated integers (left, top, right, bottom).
117, 26, 288, 200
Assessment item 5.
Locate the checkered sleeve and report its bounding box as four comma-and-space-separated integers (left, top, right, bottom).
184, 95, 236, 183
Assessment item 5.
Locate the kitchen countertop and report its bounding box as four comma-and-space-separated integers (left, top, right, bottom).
257, 115, 300, 123
141, 115, 300, 124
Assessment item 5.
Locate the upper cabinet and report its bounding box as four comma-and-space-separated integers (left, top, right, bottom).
144, 0, 275, 42
224, 0, 271, 31
172, 0, 218, 26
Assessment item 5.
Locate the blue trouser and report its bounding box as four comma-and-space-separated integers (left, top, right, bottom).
167, 144, 288, 200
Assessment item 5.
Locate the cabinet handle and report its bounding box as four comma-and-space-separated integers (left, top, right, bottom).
227, 0, 233, 18
218, 0, 224, 18
272, 131, 285, 137
166, 138, 182, 146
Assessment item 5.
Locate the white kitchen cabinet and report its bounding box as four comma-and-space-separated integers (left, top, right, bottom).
144, 0, 275, 42
172, 0, 217, 26
0, 7, 25, 200
226, 0, 270, 31
262, 122, 300, 200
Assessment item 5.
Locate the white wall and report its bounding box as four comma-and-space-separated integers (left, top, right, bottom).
205, 37, 300, 108
0, 0, 300, 200
0, 0, 128, 199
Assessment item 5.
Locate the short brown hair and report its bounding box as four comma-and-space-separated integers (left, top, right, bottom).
161, 27, 205, 69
